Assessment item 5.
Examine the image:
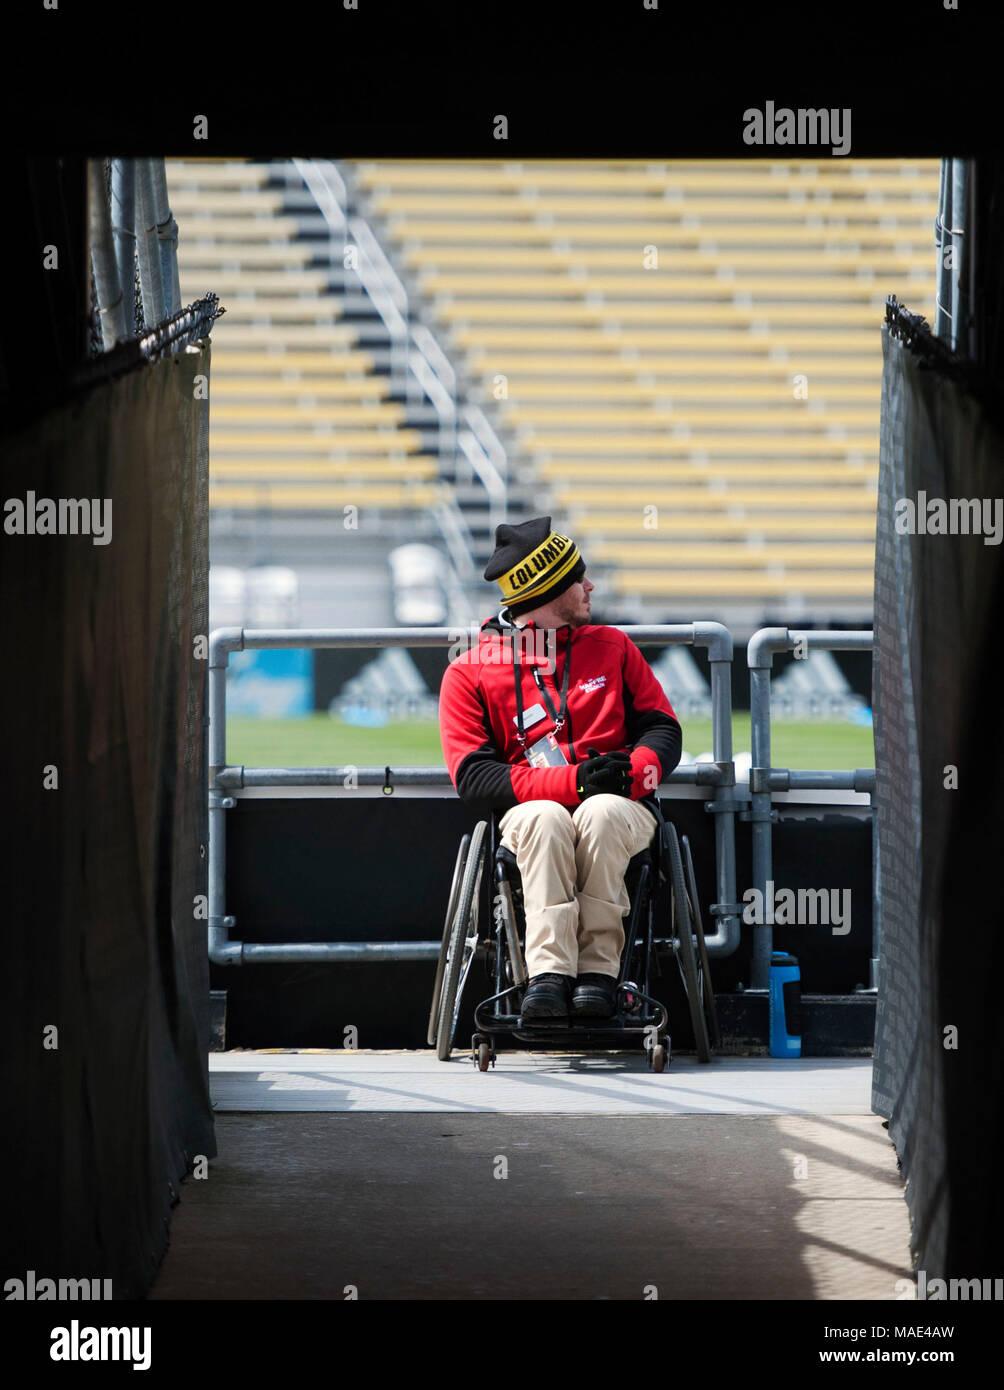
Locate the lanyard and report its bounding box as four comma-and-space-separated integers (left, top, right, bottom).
511, 627, 571, 748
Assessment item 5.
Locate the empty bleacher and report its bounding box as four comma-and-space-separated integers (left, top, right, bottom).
353, 159, 941, 628
166, 158, 941, 629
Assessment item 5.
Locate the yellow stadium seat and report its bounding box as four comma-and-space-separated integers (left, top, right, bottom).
571, 514, 875, 537
178, 244, 314, 266
210, 403, 405, 426
212, 351, 375, 373
440, 302, 884, 324
372, 192, 937, 220
177, 270, 332, 294
212, 379, 389, 400
496, 380, 882, 402
209, 429, 426, 453
209, 483, 442, 509
554, 485, 877, 508
170, 190, 284, 215
393, 220, 934, 246
610, 571, 877, 597
179, 216, 302, 240
528, 434, 879, 457
212, 325, 359, 346
505, 405, 880, 427
592, 541, 875, 566
419, 273, 912, 301
539, 462, 876, 483
211, 458, 438, 479
166, 160, 267, 187
355, 160, 938, 196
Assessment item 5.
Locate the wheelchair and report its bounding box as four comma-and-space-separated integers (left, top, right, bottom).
428, 797, 720, 1072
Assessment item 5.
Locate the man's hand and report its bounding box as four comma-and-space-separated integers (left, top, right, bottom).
576, 746, 633, 800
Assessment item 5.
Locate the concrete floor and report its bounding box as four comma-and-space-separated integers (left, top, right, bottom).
150, 1051, 912, 1300
206, 1049, 878, 1114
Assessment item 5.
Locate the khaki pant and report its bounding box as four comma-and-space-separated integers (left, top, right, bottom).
498, 795, 658, 979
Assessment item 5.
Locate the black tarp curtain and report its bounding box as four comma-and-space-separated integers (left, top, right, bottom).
1, 343, 215, 1298
872, 318, 1004, 1278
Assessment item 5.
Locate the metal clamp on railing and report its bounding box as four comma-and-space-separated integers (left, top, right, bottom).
709, 902, 748, 921
695, 760, 734, 787
748, 767, 771, 796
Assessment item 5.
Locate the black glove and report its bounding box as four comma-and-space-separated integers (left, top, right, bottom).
576, 746, 633, 800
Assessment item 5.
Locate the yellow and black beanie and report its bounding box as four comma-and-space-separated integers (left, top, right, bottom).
483, 515, 586, 618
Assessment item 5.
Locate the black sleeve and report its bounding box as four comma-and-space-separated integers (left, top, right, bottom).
455, 747, 519, 816
623, 693, 683, 779
454, 696, 519, 815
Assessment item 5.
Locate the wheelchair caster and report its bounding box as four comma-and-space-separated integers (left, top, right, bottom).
472, 1035, 494, 1071
649, 1041, 668, 1073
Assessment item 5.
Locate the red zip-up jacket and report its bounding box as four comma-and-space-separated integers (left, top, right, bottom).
439, 611, 682, 818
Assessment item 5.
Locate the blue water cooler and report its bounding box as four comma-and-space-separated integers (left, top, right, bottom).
769, 951, 802, 1057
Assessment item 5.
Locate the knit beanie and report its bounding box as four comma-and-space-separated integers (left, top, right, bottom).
483, 515, 585, 618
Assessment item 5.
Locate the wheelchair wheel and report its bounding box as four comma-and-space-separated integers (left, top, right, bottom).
436, 819, 488, 1060
428, 833, 470, 1048
663, 821, 712, 1062
495, 875, 528, 987
682, 833, 722, 1051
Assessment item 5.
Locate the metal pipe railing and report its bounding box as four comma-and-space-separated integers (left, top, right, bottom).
410, 343, 457, 470
457, 429, 507, 540
241, 942, 442, 964
935, 158, 949, 342
216, 762, 733, 791
428, 492, 479, 592
150, 158, 181, 318
135, 159, 165, 330
110, 160, 137, 337
746, 628, 875, 991
464, 403, 509, 497
88, 160, 128, 349
207, 623, 742, 967
766, 769, 875, 793
412, 324, 459, 467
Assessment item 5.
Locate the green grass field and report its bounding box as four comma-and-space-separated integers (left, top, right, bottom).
226, 714, 874, 771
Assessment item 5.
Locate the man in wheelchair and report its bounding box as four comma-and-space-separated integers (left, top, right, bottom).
439, 516, 682, 1023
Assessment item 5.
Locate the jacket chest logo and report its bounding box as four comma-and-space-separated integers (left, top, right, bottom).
578, 675, 607, 694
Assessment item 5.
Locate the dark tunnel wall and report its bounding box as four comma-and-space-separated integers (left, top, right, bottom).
1, 344, 216, 1299
872, 316, 1004, 1280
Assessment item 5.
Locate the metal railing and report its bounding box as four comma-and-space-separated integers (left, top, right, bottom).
746, 628, 875, 992
92, 158, 183, 352
207, 623, 743, 968
935, 158, 972, 356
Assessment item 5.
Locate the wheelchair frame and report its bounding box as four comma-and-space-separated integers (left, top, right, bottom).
428, 797, 720, 1072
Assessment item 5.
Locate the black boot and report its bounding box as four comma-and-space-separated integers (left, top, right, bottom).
571, 973, 619, 1018
520, 973, 574, 1019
